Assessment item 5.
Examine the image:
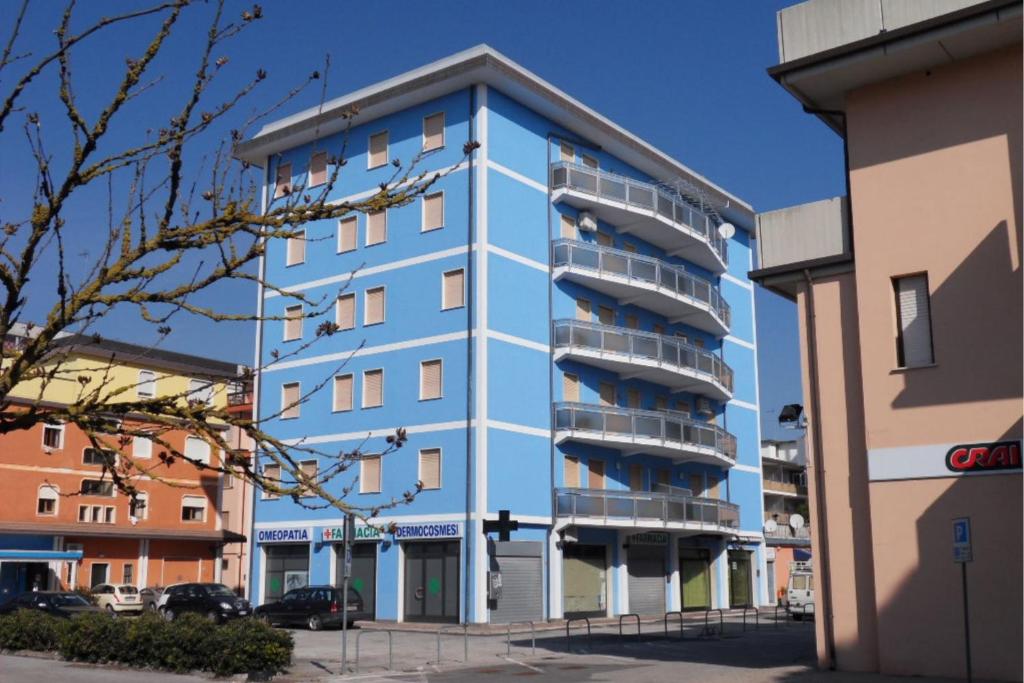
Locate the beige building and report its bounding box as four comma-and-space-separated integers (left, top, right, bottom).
219, 382, 255, 596
761, 439, 811, 603
751, 1, 1022, 680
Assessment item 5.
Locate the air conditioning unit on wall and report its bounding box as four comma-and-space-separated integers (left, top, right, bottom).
577, 211, 597, 232
696, 398, 713, 417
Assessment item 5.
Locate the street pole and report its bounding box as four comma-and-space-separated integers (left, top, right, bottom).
961, 562, 972, 683
341, 514, 354, 674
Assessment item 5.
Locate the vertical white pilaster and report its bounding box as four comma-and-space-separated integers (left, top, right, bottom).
548, 531, 563, 619
138, 539, 149, 589
668, 535, 681, 611
614, 531, 628, 615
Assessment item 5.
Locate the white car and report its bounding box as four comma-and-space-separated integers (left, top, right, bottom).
786, 563, 814, 620
92, 584, 143, 615
155, 583, 185, 611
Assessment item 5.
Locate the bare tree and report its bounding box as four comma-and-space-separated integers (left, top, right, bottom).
0, 0, 475, 522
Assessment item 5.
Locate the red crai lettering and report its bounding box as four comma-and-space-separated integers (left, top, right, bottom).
948, 448, 973, 470
989, 446, 1008, 467
969, 447, 989, 467
1012, 444, 1021, 467
946, 441, 1024, 473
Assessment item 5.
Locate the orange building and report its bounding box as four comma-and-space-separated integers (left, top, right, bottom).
0, 334, 249, 600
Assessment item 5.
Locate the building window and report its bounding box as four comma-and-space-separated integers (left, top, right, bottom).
676, 400, 691, 417
286, 229, 306, 265
581, 153, 599, 169
653, 323, 665, 335
181, 495, 206, 522
133, 435, 152, 459
563, 373, 580, 402
188, 378, 214, 405
362, 369, 383, 408
281, 382, 300, 419
83, 448, 114, 467
90, 563, 109, 588
360, 455, 381, 493
130, 491, 149, 520
308, 151, 327, 187
299, 460, 318, 497
419, 360, 442, 401
560, 214, 576, 239
893, 273, 934, 368
587, 459, 605, 489
599, 382, 616, 407
563, 456, 580, 488
333, 374, 353, 412
422, 192, 444, 231
423, 112, 445, 151
263, 544, 309, 602
364, 286, 385, 325
338, 216, 357, 253
419, 448, 441, 489
336, 293, 356, 330
81, 479, 114, 496
184, 436, 211, 465
122, 563, 134, 585
559, 141, 574, 163
78, 504, 115, 524
625, 314, 639, 330
442, 269, 465, 310
137, 369, 156, 398
629, 463, 644, 491
274, 162, 292, 199
595, 231, 613, 247
368, 131, 388, 169
284, 305, 303, 341
598, 305, 614, 325
42, 424, 64, 450
262, 464, 281, 500
37, 485, 59, 516
626, 388, 641, 409
366, 210, 386, 246
575, 298, 591, 321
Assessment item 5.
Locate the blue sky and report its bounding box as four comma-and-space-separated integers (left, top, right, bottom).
1, 1, 842, 440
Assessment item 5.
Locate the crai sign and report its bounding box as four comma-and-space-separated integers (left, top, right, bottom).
320, 525, 382, 542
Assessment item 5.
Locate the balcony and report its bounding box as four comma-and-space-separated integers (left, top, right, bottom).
763, 479, 807, 497
555, 487, 740, 534
550, 162, 728, 273
552, 239, 730, 336
764, 513, 811, 545
554, 319, 732, 401
554, 402, 736, 467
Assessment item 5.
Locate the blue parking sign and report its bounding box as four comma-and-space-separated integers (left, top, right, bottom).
953, 517, 972, 563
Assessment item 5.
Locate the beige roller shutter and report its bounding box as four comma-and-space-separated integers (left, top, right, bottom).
563, 373, 580, 402
689, 474, 703, 497
286, 230, 305, 265
419, 449, 441, 489
656, 469, 670, 487
281, 382, 300, 419
423, 192, 444, 231
627, 389, 640, 409
442, 269, 464, 309
338, 217, 357, 252
336, 293, 355, 330
309, 152, 327, 186
420, 360, 442, 400
362, 369, 383, 408
575, 298, 591, 321
559, 142, 574, 162
894, 274, 933, 367
366, 210, 386, 245
275, 162, 292, 198
599, 382, 615, 406
598, 306, 614, 325
596, 232, 613, 247
625, 315, 639, 330
333, 375, 353, 412
360, 456, 381, 493
676, 400, 691, 416
581, 154, 599, 169
629, 464, 644, 491
365, 287, 385, 325
284, 305, 302, 341
588, 460, 605, 489
654, 396, 668, 411
560, 215, 576, 239
564, 456, 580, 488
368, 131, 388, 168
423, 113, 445, 151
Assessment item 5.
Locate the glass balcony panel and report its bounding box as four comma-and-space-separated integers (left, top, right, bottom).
599, 176, 627, 202
553, 242, 570, 265
570, 167, 598, 194
632, 259, 658, 284
606, 497, 634, 518
666, 499, 687, 522
555, 407, 573, 430
636, 497, 663, 518
602, 253, 629, 277
574, 326, 603, 349
556, 492, 574, 516
632, 336, 658, 360
693, 280, 711, 305
665, 420, 682, 442
573, 244, 600, 270
657, 194, 674, 219
635, 415, 662, 439
604, 330, 629, 354
697, 354, 713, 374
575, 494, 606, 517
605, 413, 632, 435
551, 166, 568, 189
555, 324, 571, 346
628, 184, 654, 209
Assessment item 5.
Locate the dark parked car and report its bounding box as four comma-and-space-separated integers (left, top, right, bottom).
0, 591, 104, 618
160, 583, 250, 624
255, 586, 367, 630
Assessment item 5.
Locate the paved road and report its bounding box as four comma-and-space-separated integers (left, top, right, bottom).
0, 654, 210, 682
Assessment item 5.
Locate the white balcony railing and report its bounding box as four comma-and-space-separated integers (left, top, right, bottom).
556, 487, 740, 530
552, 239, 730, 336
550, 162, 728, 272
554, 402, 737, 465
554, 319, 733, 400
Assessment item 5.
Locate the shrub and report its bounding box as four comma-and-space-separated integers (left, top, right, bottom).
0, 609, 64, 651
0, 611, 292, 676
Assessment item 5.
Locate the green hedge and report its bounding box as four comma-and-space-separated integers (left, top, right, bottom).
0, 611, 292, 676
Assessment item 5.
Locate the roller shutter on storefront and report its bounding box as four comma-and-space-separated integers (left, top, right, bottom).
627, 544, 666, 615
489, 541, 543, 624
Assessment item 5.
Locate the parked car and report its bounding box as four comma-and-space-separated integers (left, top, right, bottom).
254, 585, 367, 630
160, 583, 250, 623
153, 583, 184, 611
140, 586, 164, 612
786, 562, 815, 620
91, 583, 143, 615
0, 591, 104, 618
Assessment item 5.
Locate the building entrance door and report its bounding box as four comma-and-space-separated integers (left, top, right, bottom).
680, 548, 711, 610
403, 541, 459, 623
563, 544, 606, 618
728, 550, 752, 607
336, 543, 377, 619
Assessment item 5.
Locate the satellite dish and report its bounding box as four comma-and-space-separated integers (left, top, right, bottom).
789, 513, 805, 530
763, 519, 778, 533
717, 222, 736, 240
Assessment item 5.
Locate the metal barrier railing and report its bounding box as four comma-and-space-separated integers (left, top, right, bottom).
435, 624, 468, 664
742, 606, 759, 631
554, 486, 740, 530
664, 611, 685, 639
565, 617, 592, 652
618, 613, 641, 641
703, 608, 724, 638
505, 621, 536, 657
354, 629, 393, 674
553, 318, 733, 394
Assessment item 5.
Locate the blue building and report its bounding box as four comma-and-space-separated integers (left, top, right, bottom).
237, 46, 767, 624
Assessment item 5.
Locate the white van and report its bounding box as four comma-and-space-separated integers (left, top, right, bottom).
786, 562, 814, 619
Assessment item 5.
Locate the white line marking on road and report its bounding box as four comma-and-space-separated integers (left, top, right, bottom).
503, 656, 544, 673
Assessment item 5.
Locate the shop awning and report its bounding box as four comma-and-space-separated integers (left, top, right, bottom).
0, 549, 84, 561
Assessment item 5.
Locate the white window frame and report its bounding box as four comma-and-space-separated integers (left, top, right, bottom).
359, 455, 382, 494
41, 423, 64, 451
274, 161, 292, 199
181, 495, 207, 523
80, 477, 115, 497
137, 369, 156, 399
361, 368, 384, 409
559, 141, 575, 163
130, 491, 149, 520
336, 292, 356, 330
892, 272, 935, 369
365, 210, 387, 247
262, 464, 281, 500
283, 304, 303, 341
132, 435, 153, 459
421, 190, 444, 232
337, 216, 358, 254
89, 562, 111, 586
332, 373, 354, 413
36, 484, 59, 516
367, 130, 389, 170
82, 448, 116, 468
298, 459, 318, 498
417, 448, 442, 490
280, 382, 301, 420
184, 436, 212, 465
307, 151, 328, 188
422, 112, 445, 151
286, 229, 306, 266
418, 358, 443, 401
188, 378, 215, 406
363, 286, 386, 326
581, 153, 599, 169
441, 269, 465, 311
